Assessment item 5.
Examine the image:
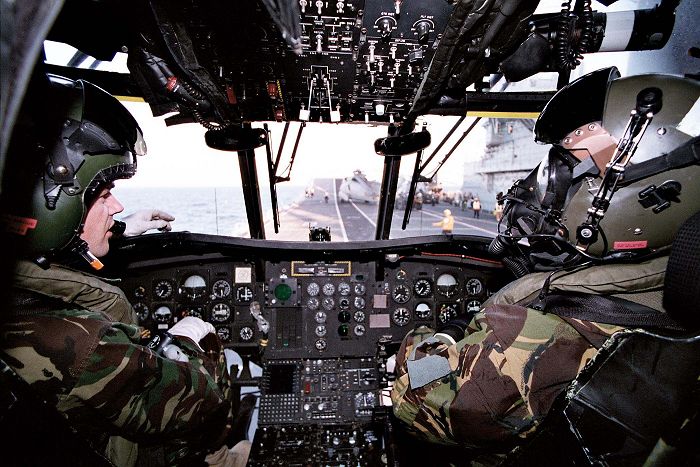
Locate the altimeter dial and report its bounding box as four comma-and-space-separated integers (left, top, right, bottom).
392, 307, 410, 326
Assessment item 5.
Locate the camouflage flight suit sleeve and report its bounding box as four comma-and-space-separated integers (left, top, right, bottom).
391, 304, 621, 447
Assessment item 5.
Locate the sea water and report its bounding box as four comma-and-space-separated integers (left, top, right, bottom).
113, 185, 305, 237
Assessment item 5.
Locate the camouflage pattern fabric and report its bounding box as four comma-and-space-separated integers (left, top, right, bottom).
391, 304, 622, 447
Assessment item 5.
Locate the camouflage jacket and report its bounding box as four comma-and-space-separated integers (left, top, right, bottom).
1, 263, 230, 463
391, 257, 667, 448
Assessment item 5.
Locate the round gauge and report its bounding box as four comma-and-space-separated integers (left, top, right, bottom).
437, 303, 459, 324
396, 270, 407, 280
466, 278, 483, 296
154, 280, 173, 299
392, 284, 411, 304
307, 297, 320, 310
235, 285, 254, 303
414, 302, 432, 320
315, 311, 327, 323
338, 282, 351, 296
353, 310, 366, 322
180, 306, 204, 320
413, 279, 433, 298
354, 283, 366, 295
307, 282, 320, 297
315, 325, 327, 337
392, 307, 410, 326
466, 300, 481, 314
322, 297, 335, 310
354, 296, 366, 309
153, 305, 172, 323
133, 303, 149, 321
274, 283, 293, 301
354, 324, 366, 337
315, 338, 327, 351
239, 326, 253, 342
134, 286, 146, 299
436, 273, 459, 298
180, 274, 207, 300
322, 283, 336, 296
210, 303, 231, 322
338, 310, 351, 323
338, 297, 350, 309
337, 324, 349, 337
212, 280, 231, 298
216, 327, 231, 342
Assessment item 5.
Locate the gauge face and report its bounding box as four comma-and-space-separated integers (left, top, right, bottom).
392, 284, 411, 304
436, 273, 459, 298
315, 325, 327, 337
216, 327, 231, 342
437, 303, 459, 324
274, 283, 293, 301
396, 270, 407, 281
153, 305, 172, 323
315, 338, 327, 351
322, 283, 336, 296
134, 286, 146, 299
180, 274, 207, 300
392, 307, 410, 326
239, 326, 253, 341
307, 282, 320, 297
338, 297, 350, 309
466, 278, 483, 296
338, 310, 351, 323
466, 300, 481, 314
353, 310, 366, 322
354, 296, 366, 309
322, 297, 335, 310
212, 280, 231, 298
133, 303, 149, 321
315, 311, 327, 323
180, 306, 204, 320
338, 282, 351, 296
413, 279, 433, 298
354, 283, 366, 295
354, 324, 366, 336
308, 297, 320, 310
235, 285, 254, 303
210, 303, 231, 322
154, 280, 173, 299
414, 302, 432, 320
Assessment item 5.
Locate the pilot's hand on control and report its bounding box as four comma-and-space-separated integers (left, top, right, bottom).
121, 209, 175, 236
169, 316, 216, 352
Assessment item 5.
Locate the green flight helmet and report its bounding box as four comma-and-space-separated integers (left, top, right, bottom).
3, 75, 145, 261
559, 73, 700, 257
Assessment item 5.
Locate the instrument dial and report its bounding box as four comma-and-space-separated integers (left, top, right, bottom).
180, 306, 204, 320
466, 278, 483, 296
314, 311, 327, 323
414, 302, 432, 320
437, 303, 459, 324
235, 285, 254, 303
210, 303, 232, 322
307, 297, 320, 310
354, 324, 366, 337
315, 338, 327, 351
436, 273, 459, 298
354, 283, 366, 295
322, 297, 335, 310
134, 286, 146, 299
212, 280, 231, 298
392, 284, 411, 304
216, 327, 231, 342
133, 303, 149, 321
413, 279, 433, 298
307, 282, 320, 296
338, 282, 351, 296
392, 307, 410, 326
180, 274, 207, 300
315, 325, 327, 337
153, 305, 172, 323
322, 283, 336, 296
466, 300, 481, 314
339, 297, 350, 309
353, 296, 366, 309
154, 280, 173, 299
353, 310, 366, 322
338, 310, 351, 323
396, 269, 407, 280
239, 326, 253, 341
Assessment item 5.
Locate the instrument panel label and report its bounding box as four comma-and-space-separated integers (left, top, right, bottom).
291, 261, 352, 276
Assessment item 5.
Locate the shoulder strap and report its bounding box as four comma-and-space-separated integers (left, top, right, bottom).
532, 293, 686, 332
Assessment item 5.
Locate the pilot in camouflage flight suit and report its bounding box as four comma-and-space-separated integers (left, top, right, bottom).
0, 75, 247, 466
391, 68, 700, 451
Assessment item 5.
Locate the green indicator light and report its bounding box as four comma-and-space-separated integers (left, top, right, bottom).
274, 283, 293, 301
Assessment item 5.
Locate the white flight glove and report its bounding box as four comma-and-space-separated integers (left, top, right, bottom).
169, 316, 216, 352
120, 209, 175, 236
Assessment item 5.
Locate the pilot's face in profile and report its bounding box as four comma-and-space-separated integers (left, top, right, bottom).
80, 185, 124, 257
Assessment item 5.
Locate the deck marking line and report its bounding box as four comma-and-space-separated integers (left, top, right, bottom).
333, 179, 349, 241
349, 200, 377, 227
